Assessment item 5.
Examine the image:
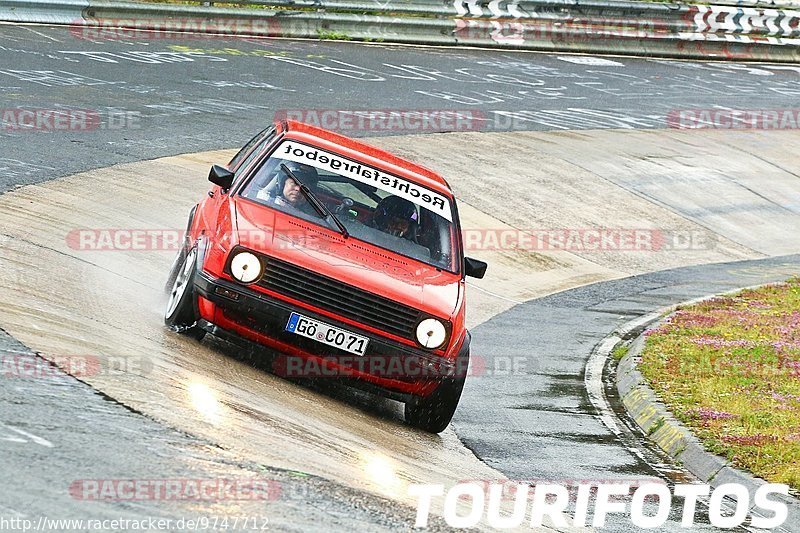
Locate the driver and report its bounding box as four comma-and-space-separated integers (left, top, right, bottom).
261, 161, 320, 216
371, 195, 418, 241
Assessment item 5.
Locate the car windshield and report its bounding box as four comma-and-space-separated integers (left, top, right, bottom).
239, 140, 458, 272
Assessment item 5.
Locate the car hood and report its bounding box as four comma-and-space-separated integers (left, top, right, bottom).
233, 198, 460, 319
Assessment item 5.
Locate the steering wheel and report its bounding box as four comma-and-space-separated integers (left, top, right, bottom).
336, 197, 357, 218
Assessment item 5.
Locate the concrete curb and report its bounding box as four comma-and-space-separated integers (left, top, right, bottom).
600, 286, 800, 530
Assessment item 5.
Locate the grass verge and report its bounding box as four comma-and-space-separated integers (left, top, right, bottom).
639, 278, 800, 491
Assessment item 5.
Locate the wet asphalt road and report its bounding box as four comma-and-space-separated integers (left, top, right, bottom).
457, 255, 800, 532
2, 22, 800, 532
2, 23, 800, 191
0, 329, 453, 532
3, 249, 798, 531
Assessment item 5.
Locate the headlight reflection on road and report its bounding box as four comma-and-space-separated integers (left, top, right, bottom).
187, 381, 222, 425
361, 451, 404, 496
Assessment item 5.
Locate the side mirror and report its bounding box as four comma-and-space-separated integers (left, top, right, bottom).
464, 257, 487, 279
208, 165, 234, 190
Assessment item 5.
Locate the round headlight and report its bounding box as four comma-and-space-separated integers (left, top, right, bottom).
416, 318, 447, 349
230, 251, 262, 283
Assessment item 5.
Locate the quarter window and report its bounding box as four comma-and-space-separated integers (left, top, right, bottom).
228, 126, 276, 172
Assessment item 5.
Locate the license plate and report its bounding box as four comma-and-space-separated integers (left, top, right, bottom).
285, 312, 369, 356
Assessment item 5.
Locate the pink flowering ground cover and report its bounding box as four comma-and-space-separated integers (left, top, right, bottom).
640, 278, 800, 490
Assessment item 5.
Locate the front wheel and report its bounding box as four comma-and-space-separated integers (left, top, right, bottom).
404, 354, 468, 433
164, 246, 205, 340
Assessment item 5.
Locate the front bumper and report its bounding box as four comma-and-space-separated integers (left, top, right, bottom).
194, 272, 463, 397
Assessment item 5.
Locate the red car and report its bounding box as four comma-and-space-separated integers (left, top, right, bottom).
164, 120, 487, 432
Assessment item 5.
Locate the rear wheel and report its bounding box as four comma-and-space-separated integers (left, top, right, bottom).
164, 246, 205, 340
404, 351, 468, 433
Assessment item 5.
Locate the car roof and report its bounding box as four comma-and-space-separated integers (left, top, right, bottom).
279, 120, 453, 195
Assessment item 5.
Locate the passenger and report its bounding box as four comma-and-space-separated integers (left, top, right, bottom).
371, 196, 418, 241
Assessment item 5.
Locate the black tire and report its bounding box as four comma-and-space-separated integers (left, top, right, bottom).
164, 245, 187, 295
164, 246, 206, 340
405, 351, 468, 433
165, 204, 197, 294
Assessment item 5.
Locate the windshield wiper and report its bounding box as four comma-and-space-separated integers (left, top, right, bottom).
280, 164, 349, 239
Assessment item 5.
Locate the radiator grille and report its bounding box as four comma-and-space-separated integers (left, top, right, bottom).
256, 256, 421, 340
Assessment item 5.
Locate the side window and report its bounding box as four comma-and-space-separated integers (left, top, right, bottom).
228, 126, 275, 171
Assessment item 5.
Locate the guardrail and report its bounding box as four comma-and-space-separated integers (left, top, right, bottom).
1, 0, 799, 61
187, 0, 800, 11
